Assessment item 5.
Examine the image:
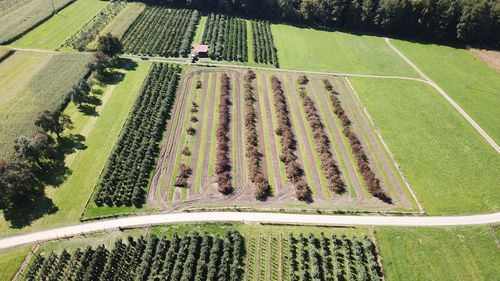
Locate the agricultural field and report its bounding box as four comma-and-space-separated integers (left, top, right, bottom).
0, 245, 31, 280
0, 0, 74, 44
149, 67, 416, 213
391, 40, 500, 144
377, 226, 500, 280
251, 20, 278, 66
9, 0, 108, 50
122, 6, 200, 57
202, 13, 248, 62
350, 77, 500, 215
0, 60, 152, 235
0, 46, 14, 61
272, 24, 419, 76
0, 51, 91, 159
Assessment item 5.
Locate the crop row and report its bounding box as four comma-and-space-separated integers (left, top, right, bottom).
243, 71, 270, 199
270, 76, 311, 201
62, 1, 126, 51
323, 80, 391, 203
94, 63, 180, 207
251, 20, 278, 67
298, 78, 344, 194
122, 7, 200, 57
202, 13, 247, 62
215, 73, 233, 194
288, 233, 383, 281
24, 231, 244, 281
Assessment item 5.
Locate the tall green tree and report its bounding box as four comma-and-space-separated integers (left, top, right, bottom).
97, 33, 123, 57
457, 0, 497, 44
0, 159, 44, 211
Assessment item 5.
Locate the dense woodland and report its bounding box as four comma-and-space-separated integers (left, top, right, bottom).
162, 0, 500, 47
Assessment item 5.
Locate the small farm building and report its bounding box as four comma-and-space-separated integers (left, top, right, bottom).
194, 44, 209, 56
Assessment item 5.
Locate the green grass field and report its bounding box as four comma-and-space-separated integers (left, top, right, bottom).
0, 51, 90, 159
377, 226, 500, 280
272, 25, 418, 77
0, 245, 31, 280
391, 40, 500, 145
351, 78, 500, 215
10, 0, 107, 50
0, 61, 152, 236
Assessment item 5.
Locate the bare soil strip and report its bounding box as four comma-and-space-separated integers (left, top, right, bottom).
188, 72, 210, 198
336, 78, 411, 207
258, 74, 287, 194
307, 79, 362, 201
283, 75, 325, 199
232, 72, 246, 191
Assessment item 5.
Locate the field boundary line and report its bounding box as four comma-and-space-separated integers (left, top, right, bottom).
345, 77, 425, 214
385, 38, 500, 154
1, 211, 500, 250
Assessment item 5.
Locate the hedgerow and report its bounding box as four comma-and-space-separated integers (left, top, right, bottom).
297, 80, 344, 193
122, 7, 200, 57
23, 231, 245, 281
62, 1, 126, 51
251, 20, 278, 67
323, 80, 391, 203
215, 73, 233, 194
94, 63, 180, 207
271, 76, 311, 201
243, 71, 271, 199
202, 13, 247, 62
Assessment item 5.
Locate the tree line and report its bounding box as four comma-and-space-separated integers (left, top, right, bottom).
215, 73, 233, 194
162, 0, 499, 47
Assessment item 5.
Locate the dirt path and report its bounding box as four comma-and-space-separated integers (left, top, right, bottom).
284, 75, 325, 199
307, 79, 363, 201
149, 70, 193, 204
252, 77, 271, 192
258, 75, 287, 194
232, 72, 246, 191
336, 78, 410, 207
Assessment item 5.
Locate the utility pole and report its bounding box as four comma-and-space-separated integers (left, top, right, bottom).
464, 57, 475, 88
49, 0, 56, 14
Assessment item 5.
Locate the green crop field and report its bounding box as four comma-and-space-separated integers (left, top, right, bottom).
0, 0, 74, 44
0, 245, 32, 280
272, 25, 418, 77
0, 51, 90, 159
351, 78, 500, 215
10, 0, 107, 50
391, 40, 500, 144
0, 60, 152, 235
377, 226, 500, 280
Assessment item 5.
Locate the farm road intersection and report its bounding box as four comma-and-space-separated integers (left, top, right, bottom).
1, 211, 499, 250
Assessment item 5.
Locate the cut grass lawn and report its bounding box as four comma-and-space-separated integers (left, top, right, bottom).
0, 245, 32, 281
10, 0, 107, 50
351, 78, 500, 215
0, 60, 152, 236
377, 226, 500, 281
0, 51, 90, 159
272, 24, 418, 77
391, 40, 500, 144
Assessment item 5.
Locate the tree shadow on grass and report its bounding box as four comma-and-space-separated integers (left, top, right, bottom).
78, 104, 98, 117
3, 196, 59, 229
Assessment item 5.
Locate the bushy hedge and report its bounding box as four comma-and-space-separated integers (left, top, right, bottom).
323, 80, 391, 203
94, 63, 181, 207
251, 20, 278, 67
122, 7, 200, 57
202, 13, 247, 62
24, 231, 245, 281
215, 73, 233, 194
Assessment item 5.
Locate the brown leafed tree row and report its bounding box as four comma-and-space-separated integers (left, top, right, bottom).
215, 74, 233, 194
271, 76, 312, 201
297, 77, 344, 194
323, 80, 391, 203
243, 71, 271, 200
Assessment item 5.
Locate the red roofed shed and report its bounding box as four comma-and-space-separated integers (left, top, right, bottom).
194, 44, 208, 56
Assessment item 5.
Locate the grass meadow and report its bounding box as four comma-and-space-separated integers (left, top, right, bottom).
271, 24, 418, 77
351, 78, 500, 215
10, 0, 107, 50
391, 40, 500, 145
377, 226, 500, 280
0, 60, 152, 235
0, 245, 32, 280
0, 0, 74, 44
0, 51, 91, 159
